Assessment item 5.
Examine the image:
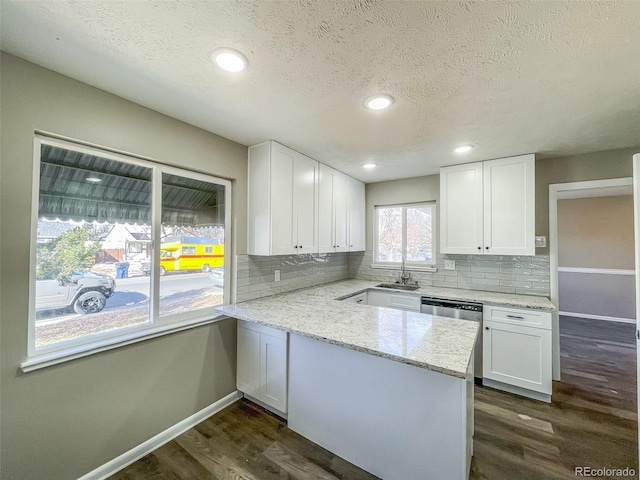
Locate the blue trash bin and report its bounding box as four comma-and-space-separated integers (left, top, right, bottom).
115, 262, 130, 279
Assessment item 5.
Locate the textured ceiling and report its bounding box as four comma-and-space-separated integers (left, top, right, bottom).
2, 1, 640, 182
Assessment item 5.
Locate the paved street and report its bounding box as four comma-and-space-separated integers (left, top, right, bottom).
108, 272, 219, 308
36, 272, 223, 326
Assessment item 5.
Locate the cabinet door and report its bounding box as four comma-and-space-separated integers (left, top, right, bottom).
294, 153, 319, 254
333, 172, 349, 252
318, 164, 336, 253
483, 154, 535, 256
348, 176, 366, 251
366, 290, 388, 307
483, 320, 551, 394
440, 163, 484, 254
237, 326, 261, 397
248, 142, 273, 255
270, 143, 297, 255
260, 333, 288, 413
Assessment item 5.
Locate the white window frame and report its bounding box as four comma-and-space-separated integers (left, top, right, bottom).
372, 202, 437, 272
23, 134, 232, 372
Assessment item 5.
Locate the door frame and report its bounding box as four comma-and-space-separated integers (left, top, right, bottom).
549, 177, 633, 380
633, 153, 640, 463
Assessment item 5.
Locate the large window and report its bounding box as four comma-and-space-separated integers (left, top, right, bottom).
27, 135, 231, 365
374, 203, 435, 268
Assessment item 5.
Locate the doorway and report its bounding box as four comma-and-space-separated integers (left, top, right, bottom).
549, 177, 638, 472
549, 178, 634, 380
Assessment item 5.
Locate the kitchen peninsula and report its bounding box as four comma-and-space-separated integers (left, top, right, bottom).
217, 279, 555, 479
217, 279, 485, 480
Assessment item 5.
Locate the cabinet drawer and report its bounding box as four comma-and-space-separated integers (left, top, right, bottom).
484, 305, 551, 330
344, 292, 367, 304
238, 319, 288, 340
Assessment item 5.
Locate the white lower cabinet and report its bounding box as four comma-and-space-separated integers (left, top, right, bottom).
364, 290, 387, 308
237, 320, 288, 415
364, 290, 420, 312
387, 293, 421, 312
483, 305, 552, 401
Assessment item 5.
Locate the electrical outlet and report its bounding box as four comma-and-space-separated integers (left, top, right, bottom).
274, 269, 281, 281
444, 259, 456, 270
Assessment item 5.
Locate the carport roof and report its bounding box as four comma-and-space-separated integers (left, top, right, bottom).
39, 145, 224, 225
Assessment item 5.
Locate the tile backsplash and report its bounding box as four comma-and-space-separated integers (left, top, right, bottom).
348, 251, 550, 297
235, 250, 550, 303
235, 253, 350, 303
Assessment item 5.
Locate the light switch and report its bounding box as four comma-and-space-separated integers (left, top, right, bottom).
535, 236, 547, 248
274, 269, 281, 281
444, 259, 456, 270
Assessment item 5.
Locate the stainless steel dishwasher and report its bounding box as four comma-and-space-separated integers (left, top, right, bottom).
421, 297, 483, 381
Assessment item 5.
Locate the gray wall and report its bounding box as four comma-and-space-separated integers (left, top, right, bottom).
558, 195, 635, 320
558, 195, 634, 269
535, 148, 637, 256
0, 53, 248, 479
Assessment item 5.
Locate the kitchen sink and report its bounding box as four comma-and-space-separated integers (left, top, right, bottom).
376, 283, 420, 291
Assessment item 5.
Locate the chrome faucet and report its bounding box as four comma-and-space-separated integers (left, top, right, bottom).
400, 255, 411, 285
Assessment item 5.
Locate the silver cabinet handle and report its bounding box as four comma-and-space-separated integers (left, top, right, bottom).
506, 314, 524, 320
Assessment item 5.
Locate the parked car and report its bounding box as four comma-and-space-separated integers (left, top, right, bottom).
209, 267, 224, 288
36, 271, 116, 315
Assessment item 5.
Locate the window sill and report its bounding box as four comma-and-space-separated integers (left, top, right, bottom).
370, 263, 438, 273
21, 313, 231, 373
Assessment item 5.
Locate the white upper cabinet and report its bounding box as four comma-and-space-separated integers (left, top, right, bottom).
318, 164, 365, 254
318, 164, 336, 253
439, 162, 484, 255
293, 153, 320, 254
440, 154, 535, 256
333, 170, 349, 252
483, 156, 535, 255
248, 141, 319, 255
347, 175, 366, 251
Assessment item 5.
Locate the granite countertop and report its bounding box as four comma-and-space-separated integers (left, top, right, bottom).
216, 279, 554, 379
307, 279, 556, 311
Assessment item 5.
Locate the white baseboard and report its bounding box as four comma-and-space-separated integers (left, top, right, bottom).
559, 311, 636, 324
78, 390, 242, 480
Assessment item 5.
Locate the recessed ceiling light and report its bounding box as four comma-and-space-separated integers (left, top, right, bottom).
363, 163, 377, 169
454, 145, 474, 154
365, 95, 394, 110
211, 48, 248, 72
86, 177, 102, 183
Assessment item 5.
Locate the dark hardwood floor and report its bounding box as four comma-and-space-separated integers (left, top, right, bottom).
110, 398, 378, 480
470, 316, 637, 480
112, 316, 637, 480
